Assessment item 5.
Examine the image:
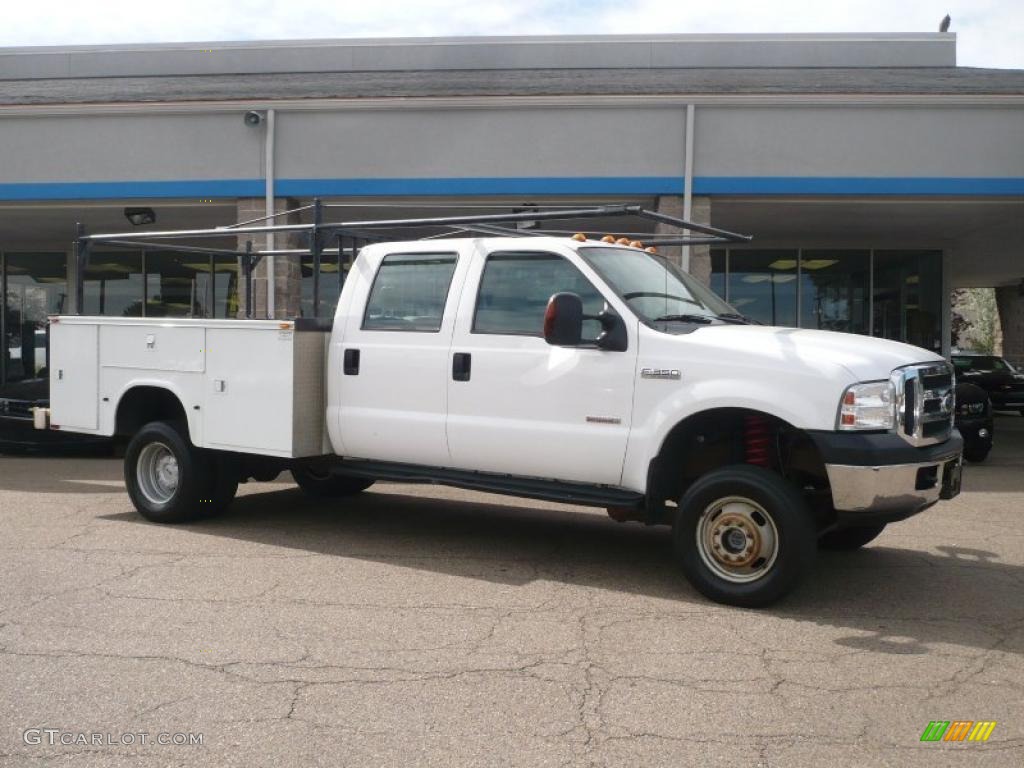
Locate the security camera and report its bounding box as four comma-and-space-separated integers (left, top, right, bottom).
244, 111, 263, 126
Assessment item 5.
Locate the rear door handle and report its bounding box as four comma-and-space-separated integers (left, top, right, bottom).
343, 348, 360, 375
452, 352, 471, 382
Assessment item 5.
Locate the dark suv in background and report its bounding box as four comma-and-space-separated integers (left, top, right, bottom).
951, 353, 1024, 415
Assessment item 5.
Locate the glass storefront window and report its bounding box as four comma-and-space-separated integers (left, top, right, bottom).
301, 250, 343, 319
710, 249, 727, 301
727, 250, 798, 327
873, 250, 942, 353
82, 251, 240, 319
213, 257, 240, 319
145, 251, 212, 317
82, 252, 143, 317
3, 253, 68, 385
707, 248, 942, 350
799, 250, 870, 334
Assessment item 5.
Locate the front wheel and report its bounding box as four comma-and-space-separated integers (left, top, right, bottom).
673, 465, 816, 608
291, 466, 374, 498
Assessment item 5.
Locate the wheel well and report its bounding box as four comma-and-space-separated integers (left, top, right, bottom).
114, 387, 189, 440
646, 408, 829, 524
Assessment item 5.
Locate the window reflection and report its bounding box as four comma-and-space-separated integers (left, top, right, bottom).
707, 248, 941, 350
82, 252, 143, 317
4, 253, 68, 385
727, 250, 798, 327
145, 251, 209, 317
873, 250, 942, 353
213, 257, 240, 319
301, 250, 344, 319
799, 250, 869, 334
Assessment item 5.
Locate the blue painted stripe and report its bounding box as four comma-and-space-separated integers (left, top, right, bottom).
692, 176, 1024, 195
1, 176, 1022, 201
0, 179, 266, 200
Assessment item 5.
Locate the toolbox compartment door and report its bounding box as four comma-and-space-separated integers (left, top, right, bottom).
49, 323, 99, 431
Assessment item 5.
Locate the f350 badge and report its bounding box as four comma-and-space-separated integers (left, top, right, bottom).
641, 368, 681, 380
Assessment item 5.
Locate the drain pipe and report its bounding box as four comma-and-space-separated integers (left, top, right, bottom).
264, 108, 276, 318
682, 103, 695, 274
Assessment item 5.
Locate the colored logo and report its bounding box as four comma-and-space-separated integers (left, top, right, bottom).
920, 721, 996, 742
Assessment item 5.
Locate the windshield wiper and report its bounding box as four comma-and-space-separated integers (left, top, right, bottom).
714, 313, 754, 325
653, 314, 714, 324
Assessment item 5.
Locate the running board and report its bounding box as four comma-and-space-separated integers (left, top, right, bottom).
333, 460, 645, 510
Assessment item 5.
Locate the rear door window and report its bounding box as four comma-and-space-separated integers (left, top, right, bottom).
362, 253, 458, 332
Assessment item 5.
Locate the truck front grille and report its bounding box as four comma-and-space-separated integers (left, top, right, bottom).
893, 363, 954, 447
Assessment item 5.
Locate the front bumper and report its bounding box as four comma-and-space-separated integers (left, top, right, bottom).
990, 391, 1024, 410
956, 415, 994, 445
0, 399, 107, 451
810, 431, 963, 525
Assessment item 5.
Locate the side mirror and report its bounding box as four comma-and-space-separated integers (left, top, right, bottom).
543, 292, 583, 346
595, 310, 628, 352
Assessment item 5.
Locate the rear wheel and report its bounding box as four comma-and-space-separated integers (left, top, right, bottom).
291, 466, 374, 498
125, 421, 230, 523
673, 465, 816, 608
818, 523, 887, 551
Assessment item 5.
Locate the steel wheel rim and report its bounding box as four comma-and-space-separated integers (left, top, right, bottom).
695, 495, 779, 584
136, 442, 180, 506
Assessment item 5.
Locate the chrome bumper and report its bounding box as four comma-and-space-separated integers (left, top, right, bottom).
826, 452, 962, 515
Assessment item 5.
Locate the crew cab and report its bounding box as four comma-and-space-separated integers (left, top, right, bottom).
41, 229, 963, 607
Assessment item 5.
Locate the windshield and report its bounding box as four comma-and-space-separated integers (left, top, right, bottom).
952, 355, 1015, 373
578, 246, 738, 326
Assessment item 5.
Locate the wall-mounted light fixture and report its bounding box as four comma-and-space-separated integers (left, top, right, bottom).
513, 204, 538, 230
124, 207, 156, 226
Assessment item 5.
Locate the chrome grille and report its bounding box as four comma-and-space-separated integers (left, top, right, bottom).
891, 363, 955, 446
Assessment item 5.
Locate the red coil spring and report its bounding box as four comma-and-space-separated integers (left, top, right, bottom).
744, 414, 771, 467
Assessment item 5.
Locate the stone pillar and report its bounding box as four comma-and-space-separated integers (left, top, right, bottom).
996, 285, 1024, 368
236, 198, 303, 319
654, 195, 712, 286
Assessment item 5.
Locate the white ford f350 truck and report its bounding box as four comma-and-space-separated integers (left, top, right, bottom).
40, 205, 962, 607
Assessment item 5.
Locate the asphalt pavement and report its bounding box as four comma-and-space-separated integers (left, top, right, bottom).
1, 418, 1022, 767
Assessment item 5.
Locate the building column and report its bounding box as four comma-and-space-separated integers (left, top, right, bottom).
236, 197, 303, 319
996, 285, 1024, 368
654, 194, 712, 286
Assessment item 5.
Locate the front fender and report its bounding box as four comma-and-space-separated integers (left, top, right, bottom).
620, 375, 845, 493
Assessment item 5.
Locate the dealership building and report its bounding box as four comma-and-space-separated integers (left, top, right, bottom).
1, 32, 1023, 392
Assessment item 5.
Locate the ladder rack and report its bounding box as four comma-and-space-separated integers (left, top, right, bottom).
74, 201, 752, 319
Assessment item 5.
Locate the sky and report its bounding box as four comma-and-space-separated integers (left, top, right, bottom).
1, 0, 1022, 69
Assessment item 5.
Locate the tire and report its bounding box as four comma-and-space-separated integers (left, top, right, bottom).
124, 421, 221, 523
818, 523, 887, 551
291, 466, 374, 498
963, 444, 991, 463
210, 452, 240, 511
673, 465, 816, 608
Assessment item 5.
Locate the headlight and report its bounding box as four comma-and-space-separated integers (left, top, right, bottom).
838, 381, 895, 430
958, 402, 985, 415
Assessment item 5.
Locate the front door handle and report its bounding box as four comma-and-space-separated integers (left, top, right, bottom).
343, 348, 360, 375
452, 352, 471, 382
